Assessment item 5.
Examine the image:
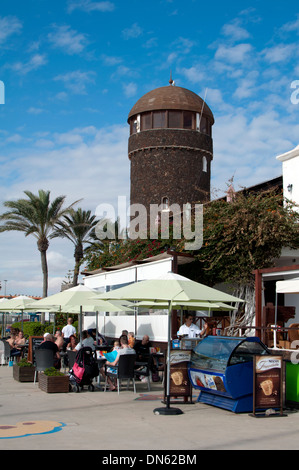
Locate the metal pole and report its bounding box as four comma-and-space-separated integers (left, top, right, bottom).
274, 291, 278, 349
153, 300, 183, 415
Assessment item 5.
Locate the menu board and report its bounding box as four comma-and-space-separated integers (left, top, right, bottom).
165, 350, 192, 401
253, 355, 283, 415
27, 336, 44, 363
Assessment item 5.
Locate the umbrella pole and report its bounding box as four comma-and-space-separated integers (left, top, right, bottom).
274, 291, 278, 349
153, 301, 183, 416
96, 311, 98, 344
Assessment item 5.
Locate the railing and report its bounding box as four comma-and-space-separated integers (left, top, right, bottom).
223, 325, 299, 350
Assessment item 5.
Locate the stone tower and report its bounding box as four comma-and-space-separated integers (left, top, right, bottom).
127, 81, 214, 222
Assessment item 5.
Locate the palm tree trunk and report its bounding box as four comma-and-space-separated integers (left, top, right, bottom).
40, 249, 48, 298
73, 243, 83, 286
38, 237, 49, 324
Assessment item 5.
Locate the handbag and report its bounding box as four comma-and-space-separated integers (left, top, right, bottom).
72, 361, 85, 380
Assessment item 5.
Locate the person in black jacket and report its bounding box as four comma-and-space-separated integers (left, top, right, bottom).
133, 335, 152, 361
38, 334, 61, 369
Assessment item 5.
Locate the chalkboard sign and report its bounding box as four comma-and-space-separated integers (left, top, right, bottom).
27, 336, 44, 363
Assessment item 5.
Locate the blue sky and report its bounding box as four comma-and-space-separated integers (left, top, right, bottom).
0, 0, 299, 297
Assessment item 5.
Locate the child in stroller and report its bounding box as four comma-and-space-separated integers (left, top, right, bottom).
69, 346, 99, 392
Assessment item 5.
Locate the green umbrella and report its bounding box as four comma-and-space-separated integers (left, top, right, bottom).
135, 300, 237, 311
27, 285, 133, 339
97, 272, 243, 415
0, 295, 37, 332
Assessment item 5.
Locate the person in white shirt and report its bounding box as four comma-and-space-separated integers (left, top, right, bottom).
177, 314, 203, 338
62, 317, 76, 350
75, 330, 95, 351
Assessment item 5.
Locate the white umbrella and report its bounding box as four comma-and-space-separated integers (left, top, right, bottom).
27, 285, 133, 339
0, 295, 37, 332
97, 272, 243, 415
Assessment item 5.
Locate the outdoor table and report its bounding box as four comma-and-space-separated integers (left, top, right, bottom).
95, 345, 113, 352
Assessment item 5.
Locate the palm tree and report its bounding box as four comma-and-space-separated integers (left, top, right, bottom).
0, 190, 79, 299
51, 208, 98, 286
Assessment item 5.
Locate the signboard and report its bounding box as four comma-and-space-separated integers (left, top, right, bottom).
252, 355, 284, 417
27, 336, 44, 363
164, 350, 192, 403
189, 369, 227, 394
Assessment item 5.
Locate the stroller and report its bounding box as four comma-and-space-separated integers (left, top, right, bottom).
69, 347, 99, 392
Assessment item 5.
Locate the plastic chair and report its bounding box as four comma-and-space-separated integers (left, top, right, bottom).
67, 350, 77, 370
135, 355, 151, 391
34, 349, 55, 383
2, 340, 13, 364
104, 354, 136, 394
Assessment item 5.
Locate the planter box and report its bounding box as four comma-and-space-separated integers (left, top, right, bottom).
38, 372, 69, 393
13, 364, 35, 382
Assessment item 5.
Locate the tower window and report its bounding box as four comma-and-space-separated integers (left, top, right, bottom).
183, 111, 193, 129
153, 111, 166, 128
203, 156, 207, 172
141, 112, 152, 130
168, 111, 182, 128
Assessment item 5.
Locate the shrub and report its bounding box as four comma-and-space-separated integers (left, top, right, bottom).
17, 358, 34, 367
44, 367, 65, 377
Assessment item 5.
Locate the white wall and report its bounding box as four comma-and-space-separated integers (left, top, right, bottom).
276, 145, 299, 212
83, 314, 169, 342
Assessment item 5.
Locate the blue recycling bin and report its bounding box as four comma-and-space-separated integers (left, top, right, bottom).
188, 336, 270, 413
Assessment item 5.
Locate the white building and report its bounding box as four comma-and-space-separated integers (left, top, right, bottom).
276, 144, 299, 213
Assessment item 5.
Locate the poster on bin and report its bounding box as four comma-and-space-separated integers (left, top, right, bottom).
254, 356, 282, 409
168, 350, 192, 397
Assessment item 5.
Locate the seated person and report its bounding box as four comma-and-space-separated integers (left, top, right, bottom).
100, 336, 136, 391
112, 340, 121, 351
7, 329, 18, 349
134, 335, 152, 361
38, 334, 61, 369
54, 330, 64, 351
75, 330, 95, 351
10, 331, 26, 359
88, 328, 108, 346
128, 332, 135, 348
66, 334, 79, 351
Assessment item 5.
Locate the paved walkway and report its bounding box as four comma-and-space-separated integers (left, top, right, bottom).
0, 365, 299, 451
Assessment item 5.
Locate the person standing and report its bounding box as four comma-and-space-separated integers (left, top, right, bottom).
177, 314, 202, 338
62, 317, 76, 351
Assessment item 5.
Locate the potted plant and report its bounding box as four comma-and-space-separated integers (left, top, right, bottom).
38, 367, 69, 393
13, 359, 36, 382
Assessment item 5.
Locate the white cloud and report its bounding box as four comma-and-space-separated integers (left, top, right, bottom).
261, 44, 296, 64
178, 64, 206, 84
0, 15, 22, 45
54, 70, 96, 94
10, 54, 47, 75
27, 107, 45, 115
122, 23, 143, 40
123, 82, 137, 98
48, 24, 89, 55
233, 71, 259, 99
215, 43, 252, 64
67, 0, 115, 13
221, 20, 250, 42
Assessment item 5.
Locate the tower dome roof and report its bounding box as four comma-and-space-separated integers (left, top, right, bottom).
128, 85, 214, 124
